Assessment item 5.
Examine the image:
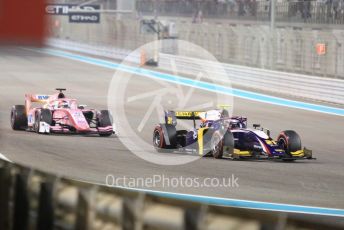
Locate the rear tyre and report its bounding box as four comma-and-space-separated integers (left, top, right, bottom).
34, 109, 52, 133
11, 105, 27, 130
278, 130, 302, 159
153, 126, 165, 149
98, 110, 113, 137
176, 130, 188, 148
153, 124, 177, 151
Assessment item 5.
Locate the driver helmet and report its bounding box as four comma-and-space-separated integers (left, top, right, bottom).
230, 119, 245, 129
59, 100, 70, 108
200, 120, 214, 128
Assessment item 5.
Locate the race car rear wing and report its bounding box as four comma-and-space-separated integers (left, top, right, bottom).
26, 94, 51, 102
164, 110, 203, 128
164, 109, 232, 128
165, 111, 202, 121
174, 111, 202, 120
25, 94, 52, 114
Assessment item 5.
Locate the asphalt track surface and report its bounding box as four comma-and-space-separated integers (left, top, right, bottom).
1, 47, 344, 212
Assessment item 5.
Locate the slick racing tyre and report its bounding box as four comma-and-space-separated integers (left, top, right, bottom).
224, 131, 234, 155
277, 130, 302, 156
11, 105, 27, 130
98, 110, 113, 137
34, 109, 52, 133
211, 131, 224, 159
153, 124, 177, 150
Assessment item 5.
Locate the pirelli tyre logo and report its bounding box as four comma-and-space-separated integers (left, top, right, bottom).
45, 4, 100, 23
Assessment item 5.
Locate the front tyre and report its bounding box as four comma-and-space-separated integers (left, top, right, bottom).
211, 131, 224, 159
34, 109, 52, 134
224, 131, 234, 156
278, 130, 302, 159
11, 105, 27, 130
98, 110, 113, 137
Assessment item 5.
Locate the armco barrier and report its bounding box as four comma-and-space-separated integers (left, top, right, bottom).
47, 38, 344, 105
1, 159, 343, 230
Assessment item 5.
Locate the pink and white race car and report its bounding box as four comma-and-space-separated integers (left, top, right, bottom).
10, 89, 114, 136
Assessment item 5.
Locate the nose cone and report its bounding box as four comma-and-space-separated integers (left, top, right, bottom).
69, 110, 90, 131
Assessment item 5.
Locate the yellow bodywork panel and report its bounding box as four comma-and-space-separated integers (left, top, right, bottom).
265, 140, 277, 145
197, 127, 208, 156
290, 150, 305, 157
233, 149, 252, 156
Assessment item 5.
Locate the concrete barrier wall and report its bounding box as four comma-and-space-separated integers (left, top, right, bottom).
1, 159, 344, 230
1, 158, 340, 230
49, 14, 344, 78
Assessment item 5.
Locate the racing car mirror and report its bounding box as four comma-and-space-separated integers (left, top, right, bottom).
266, 129, 271, 137
78, 104, 87, 109
253, 124, 260, 129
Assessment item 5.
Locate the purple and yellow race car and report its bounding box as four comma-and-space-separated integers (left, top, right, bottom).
153, 109, 314, 161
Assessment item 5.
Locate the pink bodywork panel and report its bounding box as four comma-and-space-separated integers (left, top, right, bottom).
53, 109, 90, 131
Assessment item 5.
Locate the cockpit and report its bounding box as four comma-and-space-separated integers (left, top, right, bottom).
51, 100, 78, 109
230, 120, 247, 129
